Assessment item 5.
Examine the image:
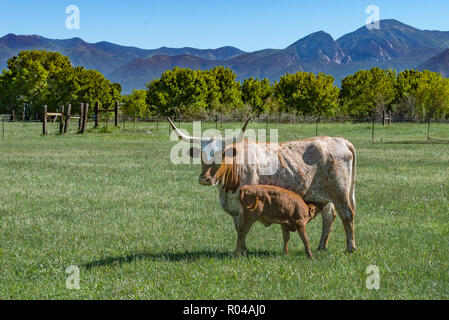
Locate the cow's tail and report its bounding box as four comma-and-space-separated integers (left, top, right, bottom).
346, 141, 356, 212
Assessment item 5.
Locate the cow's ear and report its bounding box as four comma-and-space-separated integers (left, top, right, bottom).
224, 147, 237, 159
188, 147, 201, 158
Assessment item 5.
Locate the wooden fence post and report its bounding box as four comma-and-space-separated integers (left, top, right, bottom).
81, 103, 88, 133
94, 102, 99, 128
11, 109, 15, 122
115, 101, 118, 127
78, 103, 84, 132
64, 104, 71, 133
59, 105, 65, 135
43, 105, 47, 135
388, 110, 392, 125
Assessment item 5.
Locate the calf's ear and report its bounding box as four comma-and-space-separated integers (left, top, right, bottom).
188, 147, 201, 158
309, 205, 316, 217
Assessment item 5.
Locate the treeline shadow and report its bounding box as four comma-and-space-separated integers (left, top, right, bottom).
83, 249, 282, 269
381, 138, 449, 145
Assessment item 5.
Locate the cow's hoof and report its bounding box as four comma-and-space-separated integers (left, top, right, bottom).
317, 246, 328, 252
345, 247, 358, 254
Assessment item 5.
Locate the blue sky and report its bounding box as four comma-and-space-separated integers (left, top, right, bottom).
1, 0, 449, 51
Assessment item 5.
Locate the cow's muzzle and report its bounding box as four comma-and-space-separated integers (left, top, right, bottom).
199, 174, 213, 186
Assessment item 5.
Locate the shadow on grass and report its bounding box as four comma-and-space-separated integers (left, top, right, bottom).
83, 249, 283, 269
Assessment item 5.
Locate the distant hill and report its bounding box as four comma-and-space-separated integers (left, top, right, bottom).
0, 34, 245, 76
110, 55, 217, 91
418, 48, 449, 76
2, 19, 449, 93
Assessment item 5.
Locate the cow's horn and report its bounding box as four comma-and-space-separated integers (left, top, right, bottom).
236, 117, 251, 142
223, 117, 251, 144
167, 117, 204, 143
168, 116, 251, 144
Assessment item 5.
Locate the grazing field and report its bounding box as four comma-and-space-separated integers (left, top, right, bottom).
0, 121, 448, 299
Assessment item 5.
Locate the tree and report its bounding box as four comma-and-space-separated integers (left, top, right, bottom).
309, 73, 340, 135
414, 70, 449, 139
1, 50, 78, 115
0, 71, 14, 114
340, 68, 396, 141
209, 66, 242, 111
146, 67, 208, 117
340, 68, 396, 118
200, 69, 222, 111
274, 71, 339, 116
73, 67, 115, 112
394, 70, 421, 119
3, 52, 49, 114
0, 50, 122, 118
241, 77, 273, 114
122, 89, 148, 117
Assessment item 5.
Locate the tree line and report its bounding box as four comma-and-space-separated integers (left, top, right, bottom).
0, 50, 121, 117
1, 50, 449, 123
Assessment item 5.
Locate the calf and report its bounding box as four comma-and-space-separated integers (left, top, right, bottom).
238, 185, 319, 259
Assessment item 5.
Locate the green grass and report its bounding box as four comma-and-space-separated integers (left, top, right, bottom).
0, 121, 448, 299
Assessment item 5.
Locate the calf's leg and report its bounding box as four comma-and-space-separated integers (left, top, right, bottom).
296, 221, 313, 259
281, 224, 290, 254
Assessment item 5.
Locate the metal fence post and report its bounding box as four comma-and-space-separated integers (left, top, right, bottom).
43, 105, 47, 135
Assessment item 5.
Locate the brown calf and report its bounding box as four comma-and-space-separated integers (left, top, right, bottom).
238, 185, 319, 259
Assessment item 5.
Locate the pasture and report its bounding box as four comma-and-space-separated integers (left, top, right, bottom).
0, 121, 448, 299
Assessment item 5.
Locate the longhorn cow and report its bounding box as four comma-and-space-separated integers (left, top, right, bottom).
167, 118, 357, 253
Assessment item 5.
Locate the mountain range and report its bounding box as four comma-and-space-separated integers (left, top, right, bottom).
1, 19, 449, 93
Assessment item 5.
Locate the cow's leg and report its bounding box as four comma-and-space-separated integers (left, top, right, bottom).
232, 215, 246, 251
296, 221, 313, 259
281, 224, 290, 254
234, 214, 256, 256
232, 215, 240, 231
333, 198, 357, 253
318, 203, 337, 251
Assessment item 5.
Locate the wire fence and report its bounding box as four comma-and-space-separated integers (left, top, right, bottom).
1, 112, 448, 143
